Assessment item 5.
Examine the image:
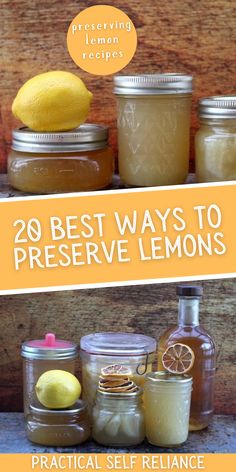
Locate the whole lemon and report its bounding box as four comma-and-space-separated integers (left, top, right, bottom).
35, 370, 81, 409
12, 71, 93, 132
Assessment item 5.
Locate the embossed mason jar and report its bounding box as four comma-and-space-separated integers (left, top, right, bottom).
114, 74, 193, 187
195, 96, 236, 182
144, 372, 192, 447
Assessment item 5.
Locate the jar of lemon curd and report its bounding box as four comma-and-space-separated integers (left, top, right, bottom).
195, 96, 236, 182
114, 74, 193, 187
8, 124, 114, 193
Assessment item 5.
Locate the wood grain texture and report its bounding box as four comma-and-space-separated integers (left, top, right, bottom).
0, 278, 235, 413
0, 0, 235, 171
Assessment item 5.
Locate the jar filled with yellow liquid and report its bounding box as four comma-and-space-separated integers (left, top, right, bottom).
195, 96, 236, 182
8, 124, 114, 193
144, 372, 192, 447
114, 74, 193, 187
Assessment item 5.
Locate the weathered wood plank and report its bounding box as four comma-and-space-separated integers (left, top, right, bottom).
0, 0, 235, 171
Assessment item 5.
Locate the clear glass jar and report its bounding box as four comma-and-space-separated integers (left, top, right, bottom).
26, 399, 90, 446
8, 124, 114, 193
92, 388, 145, 446
195, 96, 236, 182
21, 333, 78, 416
80, 332, 156, 411
144, 372, 192, 447
114, 74, 192, 187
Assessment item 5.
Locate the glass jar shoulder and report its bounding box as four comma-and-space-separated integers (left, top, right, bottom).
159, 325, 215, 349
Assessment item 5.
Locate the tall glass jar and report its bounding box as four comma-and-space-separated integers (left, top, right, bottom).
144, 372, 192, 447
80, 332, 156, 411
8, 124, 114, 193
92, 388, 145, 446
21, 333, 78, 416
195, 96, 236, 182
113, 74, 193, 187
26, 399, 90, 446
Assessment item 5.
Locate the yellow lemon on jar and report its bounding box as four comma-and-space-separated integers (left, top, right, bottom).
12, 71, 93, 132
35, 370, 81, 409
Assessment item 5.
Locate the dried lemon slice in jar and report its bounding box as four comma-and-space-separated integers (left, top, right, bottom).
101, 364, 132, 376
162, 343, 195, 374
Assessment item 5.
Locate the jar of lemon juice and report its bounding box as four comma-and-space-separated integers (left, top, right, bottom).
144, 372, 192, 447
195, 96, 236, 182
114, 74, 193, 187
80, 332, 157, 410
21, 333, 78, 416
8, 124, 114, 194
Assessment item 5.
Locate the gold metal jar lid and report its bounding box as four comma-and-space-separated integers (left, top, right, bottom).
12, 124, 109, 153
96, 386, 143, 400
146, 371, 192, 384
198, 96, 236, 119
113, 73, 193, 95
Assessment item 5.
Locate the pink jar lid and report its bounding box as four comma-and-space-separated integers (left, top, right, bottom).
21, 333, 78, 360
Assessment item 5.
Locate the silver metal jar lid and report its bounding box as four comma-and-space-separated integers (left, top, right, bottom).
146, 371, 192, 384
21, 333, 78, 360
198, 96, 236, 119
113, 73, 193, 95
12, 124, 109, 153
30, 399, 87, 415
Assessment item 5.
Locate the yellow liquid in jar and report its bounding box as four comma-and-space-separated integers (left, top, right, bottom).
117, 95, 191, 187
195, 120, 236, 182
8, 148, 114, 193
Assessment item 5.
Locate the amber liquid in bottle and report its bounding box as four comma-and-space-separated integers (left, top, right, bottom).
158, 289, 216, 430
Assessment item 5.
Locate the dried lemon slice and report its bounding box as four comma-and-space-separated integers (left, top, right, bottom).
162, 343, 195, 374
101, 364, 132, 376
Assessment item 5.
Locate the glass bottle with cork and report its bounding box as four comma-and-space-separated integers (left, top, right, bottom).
158, 285, 216, 431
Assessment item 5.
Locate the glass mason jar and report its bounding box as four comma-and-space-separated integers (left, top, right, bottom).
80, 332, 156, 411
195, 96, 236, 182
144, 372, 192, 447
92, 388, 145, 446
21, 333, 78, 416
113, 74, 193, 187
26, 399, 90, 446
8, 124, 114, 193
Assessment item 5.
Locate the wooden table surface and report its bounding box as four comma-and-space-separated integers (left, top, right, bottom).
0, 414, 235, 453
1, 0, 235, 171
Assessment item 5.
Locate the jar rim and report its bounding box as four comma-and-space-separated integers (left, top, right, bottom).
29, 399, 87, 415
80, 332, 157, 356
12, 124, 109, 153
97, 386, 143, 400
198, 96, 236, 119
113, 73, 193, 95
146, 371, 192, 384
21, 340, 78, 360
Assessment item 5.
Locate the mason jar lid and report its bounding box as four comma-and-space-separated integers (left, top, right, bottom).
198, 96, 236, 119
12, 124, 109, 153
146, 371, 192, 384
97, 386, 142, 400
113, 73, 193, 95
80, 332, 156, 356
30, 399, 87, 415
176, 285, 203, 297
21, 333, 78, 360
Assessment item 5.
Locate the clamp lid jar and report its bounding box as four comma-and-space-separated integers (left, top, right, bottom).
80, 332, 157, 410
8, 124, 114, 193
